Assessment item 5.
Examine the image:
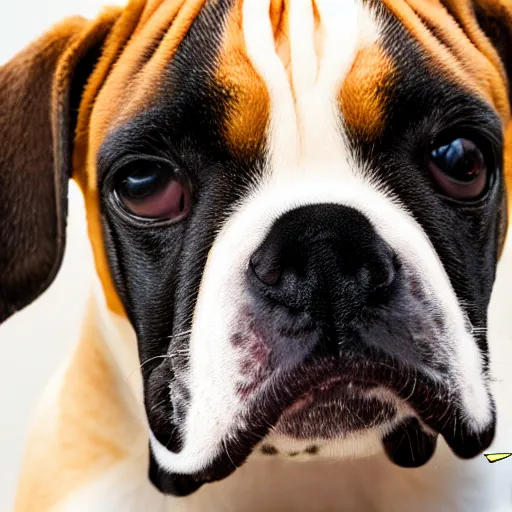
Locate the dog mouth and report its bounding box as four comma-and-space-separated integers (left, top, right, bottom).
268, 375, 437, 469
148, 354, 495, 497
271, 377, 398, 439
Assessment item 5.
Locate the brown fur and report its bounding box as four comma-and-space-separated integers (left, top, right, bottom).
383, 0, 509, 119
339, 45, 396, 142
216, 0, 270, 157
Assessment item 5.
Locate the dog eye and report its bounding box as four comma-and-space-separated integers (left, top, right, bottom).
115, 164, 191, 221
428, 138, 488, 201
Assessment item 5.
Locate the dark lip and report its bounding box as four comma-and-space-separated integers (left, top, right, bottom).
276, 376, 382, 419
149, 353, 496, 496
263, 355, 495, 455
273, 376, 397, 439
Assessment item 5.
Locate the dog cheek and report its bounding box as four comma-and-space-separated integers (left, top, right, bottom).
145, 363, 182, 452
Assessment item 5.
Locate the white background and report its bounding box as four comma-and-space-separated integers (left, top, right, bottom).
0, 2, 124, 510
1, 3, 512, 512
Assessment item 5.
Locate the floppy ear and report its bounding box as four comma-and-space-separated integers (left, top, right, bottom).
0, 11, 120, 323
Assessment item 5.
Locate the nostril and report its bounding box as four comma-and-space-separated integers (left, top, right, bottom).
249, 252, 281, 286
372, 262, 395, 290
368, 253, 400, 297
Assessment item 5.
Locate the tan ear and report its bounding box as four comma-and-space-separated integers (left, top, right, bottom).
0, 10, 121, 323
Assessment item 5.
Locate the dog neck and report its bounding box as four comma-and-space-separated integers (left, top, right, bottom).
90, 275, 144, 412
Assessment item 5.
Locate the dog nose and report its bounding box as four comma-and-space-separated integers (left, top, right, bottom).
248, 204, 398, 314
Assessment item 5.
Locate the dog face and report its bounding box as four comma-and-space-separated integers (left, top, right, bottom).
1, 0, 511, 497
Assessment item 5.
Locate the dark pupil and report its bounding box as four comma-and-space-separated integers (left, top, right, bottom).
121, 168, 164, 200
431, 138, 483, 183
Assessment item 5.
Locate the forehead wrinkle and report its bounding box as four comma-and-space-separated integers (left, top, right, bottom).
269, 0, 287, 38
443, 0, 509, 120
382, 1, 482, 97
241, 0, 383, 171
86, 0, 193, 165
406, 0, 509, 120
272, 0, 292, 81
383, 0, 508, 120
216, 0, 271, 157
129, 0, 190, 47
114, 0, 208, 126
292, 0, 364, 161
73, 1, 143, 190
288, 0, 319, 99
243, 0, 300, 170
135, 0, 172, 33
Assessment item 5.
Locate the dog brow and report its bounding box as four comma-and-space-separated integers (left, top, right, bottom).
383, 0, 509, 121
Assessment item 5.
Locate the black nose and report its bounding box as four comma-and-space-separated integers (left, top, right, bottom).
248, 204, 398, 317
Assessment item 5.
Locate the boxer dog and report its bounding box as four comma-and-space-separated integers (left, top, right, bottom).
1, 0, 512, 510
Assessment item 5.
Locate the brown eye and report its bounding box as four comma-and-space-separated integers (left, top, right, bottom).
116, 164, 191, 221
428, 138, 488, 201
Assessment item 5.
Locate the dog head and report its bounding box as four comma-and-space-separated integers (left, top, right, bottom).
1, 0, 511, 497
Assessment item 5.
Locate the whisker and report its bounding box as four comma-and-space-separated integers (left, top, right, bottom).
167, 329, 192, 340
223, 436, 239, 470
150, 397, 170, 412
124, 355, 171, 383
